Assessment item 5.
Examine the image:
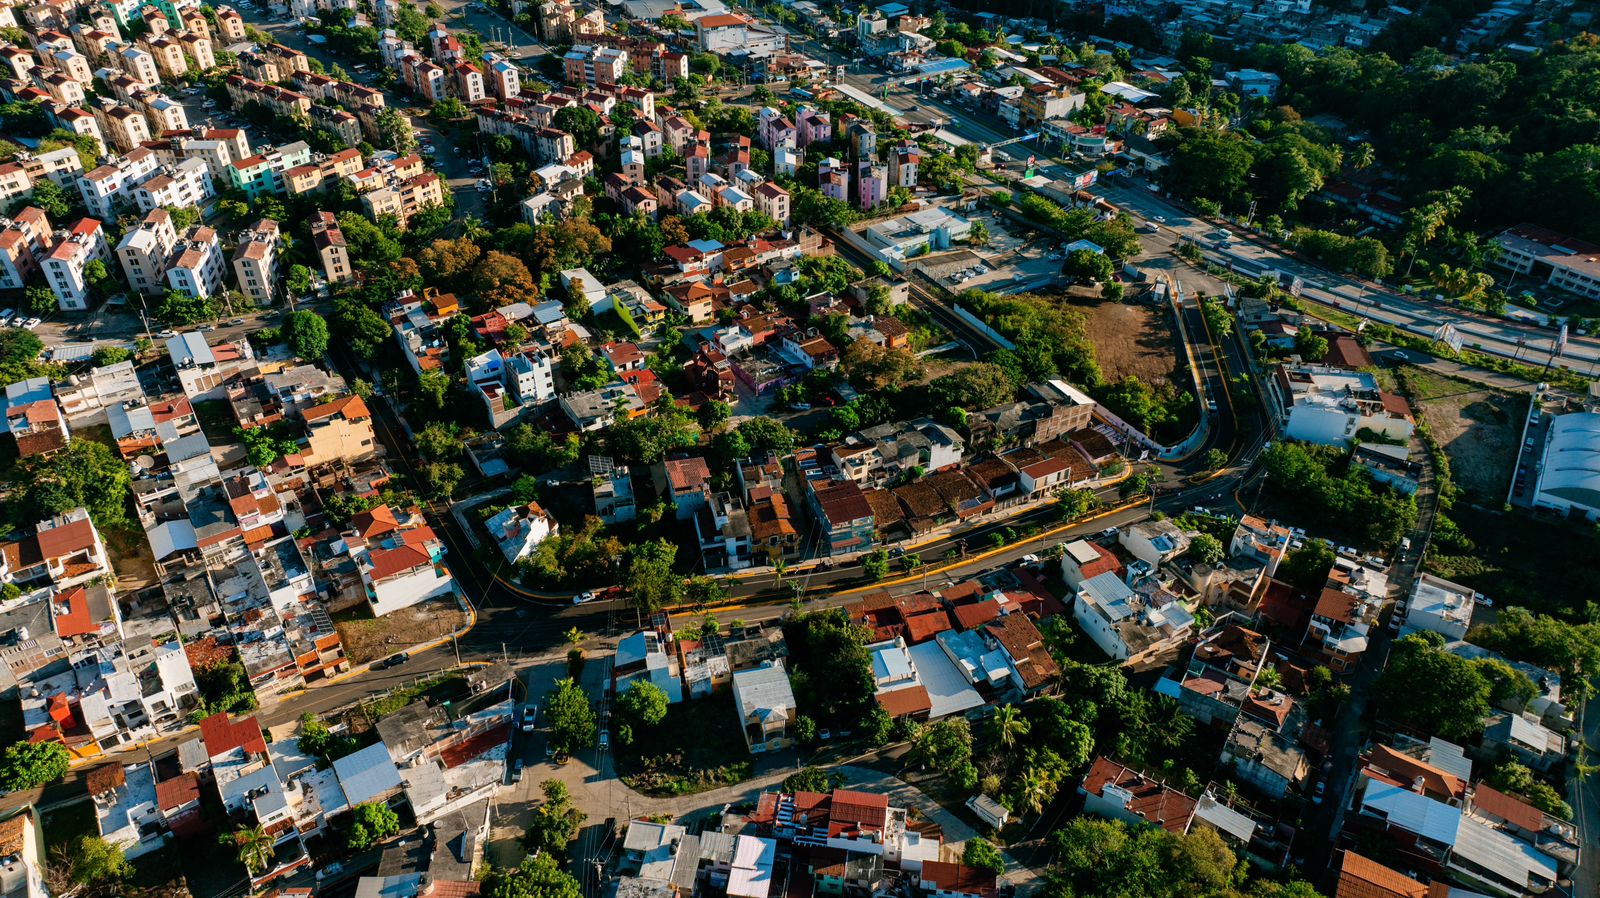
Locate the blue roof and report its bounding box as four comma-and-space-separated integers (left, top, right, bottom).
918, 58, 972, 75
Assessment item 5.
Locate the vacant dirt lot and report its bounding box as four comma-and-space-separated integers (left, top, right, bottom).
1400, 366, 1524, 502
335, 601, 471, 665
1068, 296, 1181, 386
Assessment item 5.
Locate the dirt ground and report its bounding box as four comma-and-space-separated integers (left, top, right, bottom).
1068, 295, 1181, 386
334, 601, 471, 664
1400, 366, 1523, 502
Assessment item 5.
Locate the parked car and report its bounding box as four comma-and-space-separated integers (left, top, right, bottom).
521, 704, 538, 732
598, 730, 609, 750
1311, 780, 1326, 804
0, 309, 14, 325
379, 651, 410, 669
510, 758, 524, 782
573, 591, 597, 604
20, 317, 39, 330
1020, 554, 1040, 565
230, 317, 247, 325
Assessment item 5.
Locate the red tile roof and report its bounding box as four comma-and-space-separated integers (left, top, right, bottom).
156, 772, 201, 810
199, 712, 267, 758
37, 516, 96, 560
951, 598, 1001, 631
876, 684, 932, 718
51, 587, 96, 639
1081, 757, 1195, 833
1469, 783, 1544, 832
1334, 851, 1430, 898
828, 788, 888, 831
1360, 745, 1464, 802
920, 862, 997, 898
903, 610, 953, 644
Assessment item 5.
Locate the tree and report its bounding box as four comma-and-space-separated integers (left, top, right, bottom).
156, 288, 218, 326
525, 780, 586, 855
1050, 818, 1240, 898
1202, 448, 1229, 472
863, 705, 893, 745
1279, 541, 1334, 594
285, 264, 314, 297
862, 548, 891, 581
283, 309, 330, 359
1485, 760, 1572, 819
1294, 329, 1329, 360
376, 107, 415, 152
23, 285, 55, 317
617, 680, 669, 727
483, 853, 582, 898
474, 251, 539, 306
783, 767, 841, 793
1188, 532, 1225, 565
1061, 248, 1114, 284
334, 299, 394, 360
624, 539, 682, 615
0, 741, 68, 790
545, 677, 597, 755
988, 704, 1030, 750
908, 717, 972, 771
696, 399, 731, 431
90, 345, 130, 367
1468, 606, 1600, 689
553, 106, 605, 150
25, 178, 72, 219
418, 237, 482, 282
23, 440, 133, 532
963, 838, 1005, 876
221, 825, 276, 875
65, 836, 130, 886
1375, 633, 1492, 741
841, 339, 924, 392
237, 424, 299, 468
347, 801, 400, 850
928, 363, 1017, 410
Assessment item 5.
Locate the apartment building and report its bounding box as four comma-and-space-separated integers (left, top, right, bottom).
308, 211, 351, 285
114, 207, 178, 297
132, 157, 212, 213
165, 225, 224, 299
142, 34, 187, 78
360, 170, 444, 230
563, 43, 627, 86
118, 44, 159, 85
95, 102, 151, 152
179, 31, 214, 70
486, 54, 520, 98
134, 90, 190, 133
231, 219, 279, 305
224, 75, 311, 120
42, 218, 109, 311
0, 207, 52, 291
77, 146, 160, 219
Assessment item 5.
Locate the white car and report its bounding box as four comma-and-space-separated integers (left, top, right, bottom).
21, 317, 40, 330
476, 179, 492, 192
573, 591, 597, 604
1020, 554, 1040, 565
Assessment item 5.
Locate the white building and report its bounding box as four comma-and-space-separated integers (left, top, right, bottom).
484, 501, 557, 564
1402, 573, 1478, 641
1072, 571, 1194, 664
863, 208, 972, 266
78, 146, 160, 220
1270, 364, 1415, 446
42, 218, 110, 310
232, 219, 280, 305
132, 158, 212, 213
1531, 412, 1600, 521
165, 225, 224, 299
115, 207, 178, 297
1118, 519, 1192, 566
731, 663, 795, 753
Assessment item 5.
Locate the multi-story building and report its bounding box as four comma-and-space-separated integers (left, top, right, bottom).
856, 161, 887, 209
1269, 363, 1415, 445
308, 211, 351, 284
486, 54, 520, 98
563, 43, 627, 86
118, 44, 159, 85
78, 146, 160, 220
95, 102, 151, 152
232, 219, 279, 305
42, 218, 109, 310
132, 157, 212, 213
224, 75, 311, 120
165, 127, 251, 182
142, 34, 187, 78
179, 31, 214, 70
114, 207, 178, 297
165, 225, 224, 299
694, 13, 784, 56
808, 479, 874, 556
819, 157, 849, 203
454, 61, 485, 102
360, 170, 445, 230
0, 207, 52, 292
888, 142, 918, 187
1493, 224, 1600, 301
134, 90, 190, 133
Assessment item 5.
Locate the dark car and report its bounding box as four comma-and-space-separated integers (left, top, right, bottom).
379, 652, 410, 669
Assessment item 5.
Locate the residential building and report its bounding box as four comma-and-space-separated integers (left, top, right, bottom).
731, 663, 795, 753
360, 171, 446, 230
6, 395, 69, 457
42, 218, 110, 311
0, 506, 111, 593
1401, 573, 1477, 641
0, 207, 52, 291
614, 629, 684, 704
131, 158, 212, 214
653, 455, 713, 521
1080, 756, 1196, 833
808, 479, 874, 556
1118, 519, 1192, 566
485, 501, 557, 564
231, 219, 279, 305
164, 225, 224, 299
308, 211, 352, 284
341, 512, 454, 617
1269, 363, 1415, 446
301, 394, 378, 467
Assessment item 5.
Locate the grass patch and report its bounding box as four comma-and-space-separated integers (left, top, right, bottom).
41, 800, 96, 852
1398, 366, 1522, 503
192, 399, 239, 446
615, 694, 754, 797
361, 671, 468, 718
1424, 504, 1600, 620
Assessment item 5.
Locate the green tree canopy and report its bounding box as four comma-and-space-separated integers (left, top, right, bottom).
544, 677, 597, 755
0, 741, 68, 791
283, 310, 330, 359
483, 853, 582, 898
617, 680, 669, 727
1375, 633, 1492, 741
347, 802, 400, 850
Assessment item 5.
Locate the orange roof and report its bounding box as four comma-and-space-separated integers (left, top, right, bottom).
1470, 783, 1544, 832
920, 862, 997, 898
876, 684, 931, 718
51, 587, 96, 639
1334, 851, 1429, 898
199, 712, 267, 758
350, 504, 403, 539
303, 394, 371, 423
367, 542, 434, 581
37, 516, 96, 560
1360, 744, 1464, 802
1081, 757, 1195, 833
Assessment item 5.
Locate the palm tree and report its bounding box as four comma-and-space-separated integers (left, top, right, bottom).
1014, 767, 1051, 815
989, 704, 1029, 750
564, 627, 584, 647
223, 825, 275, 876
1254, 666, 1283, 691
773, 558, 788, 584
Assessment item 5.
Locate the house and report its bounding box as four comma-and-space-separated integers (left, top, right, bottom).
984, 612, 1060, 695
6, 397, 69, 458
1080, 757, 1196, 833
808, 480, 875, 556
1118, 519, 1192, 566
1353, 443, 1422, 495
614, 630, 684, 704
88, 763, 165, 859
1483, 713, 1566, 772
1059, 539, 1121, 589
653, 455, 713, 520
1332, 851, 1434, 898
0, 808, 48, 898
1222, 718, 1307, 798
1072, 571, 1192, 665
301, 394, 379, 467
732, 663, 795, 753
485, 502, 557, 564
1, 507, 111, 591
919, 862, 997, 898
341, 513, 455, 617
1401, 574, 1477, 641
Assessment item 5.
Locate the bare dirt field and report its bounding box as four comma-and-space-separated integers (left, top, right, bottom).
1399, 366, 1522, 502
1067, 296, 1181, 386
334, 601, 471, 665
